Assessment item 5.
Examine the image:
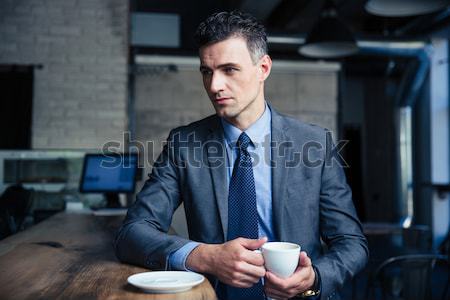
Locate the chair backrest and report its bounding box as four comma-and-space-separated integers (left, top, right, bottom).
368, 254, 449, 300
439, 232, 450, 259
0, 184, 34, 238
402, 226, 432, 252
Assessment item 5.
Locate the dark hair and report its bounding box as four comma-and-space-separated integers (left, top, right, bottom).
194, 11, 268, 63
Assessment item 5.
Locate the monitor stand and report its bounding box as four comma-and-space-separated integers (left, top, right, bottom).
91, 193, 127, 216
104, 193, 121, 208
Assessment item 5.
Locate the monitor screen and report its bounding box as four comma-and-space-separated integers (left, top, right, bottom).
79, 153, 138, 193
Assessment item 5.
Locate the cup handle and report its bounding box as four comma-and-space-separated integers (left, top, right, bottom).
253, 249, 262, 254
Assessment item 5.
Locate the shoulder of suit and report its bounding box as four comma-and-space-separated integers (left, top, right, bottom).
275, 111, 330, 140
168, 114, 219, 138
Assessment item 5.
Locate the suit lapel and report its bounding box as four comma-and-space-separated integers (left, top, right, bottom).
270, 109, 291, 241
206, 118, 228, 241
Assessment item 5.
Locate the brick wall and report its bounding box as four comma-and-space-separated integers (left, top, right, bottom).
266, 70, 338, 134
0, 0, 129, 149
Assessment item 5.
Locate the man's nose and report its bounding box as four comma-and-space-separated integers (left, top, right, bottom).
209, 73, 225, 93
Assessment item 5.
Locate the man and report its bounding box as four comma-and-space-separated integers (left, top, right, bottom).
115, 11, 368, 300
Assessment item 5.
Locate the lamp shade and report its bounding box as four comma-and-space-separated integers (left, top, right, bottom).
299, 16, 358, 58
365, 0, 448, 17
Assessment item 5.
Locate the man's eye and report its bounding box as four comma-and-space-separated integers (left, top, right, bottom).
224, 67, 237, 74
200, 69, 212, 76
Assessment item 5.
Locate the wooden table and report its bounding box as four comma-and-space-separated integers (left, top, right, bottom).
0, 212, 217, 299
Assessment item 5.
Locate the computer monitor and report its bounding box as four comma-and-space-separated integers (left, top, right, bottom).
79, 153, 138, 208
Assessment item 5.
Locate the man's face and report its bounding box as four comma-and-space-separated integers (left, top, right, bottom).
199, 36, 271, 129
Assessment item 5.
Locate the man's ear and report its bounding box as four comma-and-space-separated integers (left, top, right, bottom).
259, 54, 272, 81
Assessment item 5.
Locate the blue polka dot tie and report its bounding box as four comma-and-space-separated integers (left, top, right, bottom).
223, 132, 264, 300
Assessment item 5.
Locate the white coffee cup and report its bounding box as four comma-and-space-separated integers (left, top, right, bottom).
261, 242, 301, 278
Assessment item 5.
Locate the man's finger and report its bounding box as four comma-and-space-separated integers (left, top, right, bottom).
246, 263, 266, 278
298, 251, 312, 267
231, 275, 261, 288
242, 249, 265, 266
264, 286, 289, 299
265, 271, 302, 290
238, 236, 267, 250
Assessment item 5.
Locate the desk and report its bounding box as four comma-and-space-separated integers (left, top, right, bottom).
0, 212, 217, 299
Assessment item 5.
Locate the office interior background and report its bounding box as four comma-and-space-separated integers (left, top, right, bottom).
0, 0, 449, 299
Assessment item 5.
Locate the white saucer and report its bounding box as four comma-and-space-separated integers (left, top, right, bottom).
127, 271, 205, 293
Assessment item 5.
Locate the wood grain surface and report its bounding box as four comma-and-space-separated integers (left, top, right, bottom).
0, 212, 217, 300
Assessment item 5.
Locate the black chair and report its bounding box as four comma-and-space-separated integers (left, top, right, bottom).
439, 231, 450, 259
402, 226, 432, 252
0, 184, 34, 239
366, 254, 449, 300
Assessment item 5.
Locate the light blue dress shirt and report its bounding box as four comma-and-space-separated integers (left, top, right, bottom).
169, 103, 274, 270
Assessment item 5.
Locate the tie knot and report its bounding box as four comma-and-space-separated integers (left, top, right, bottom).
237, 132, 252, 151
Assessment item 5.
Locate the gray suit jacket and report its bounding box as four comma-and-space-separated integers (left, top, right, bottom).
115, 107, 368, 299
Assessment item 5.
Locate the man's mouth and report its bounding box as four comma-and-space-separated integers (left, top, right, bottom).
214, 97, 232, 104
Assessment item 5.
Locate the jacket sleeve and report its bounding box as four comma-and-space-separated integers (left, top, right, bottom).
314, 131, 369, 299
114, 130, 192, 270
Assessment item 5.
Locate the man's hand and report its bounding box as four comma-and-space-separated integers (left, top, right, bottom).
264, 251, 315, 300
186, 237, 267, 288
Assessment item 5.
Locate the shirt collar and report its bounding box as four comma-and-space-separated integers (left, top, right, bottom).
221, 102, 271, 147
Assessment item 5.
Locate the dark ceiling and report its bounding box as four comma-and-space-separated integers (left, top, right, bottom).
131, 0, 450, 60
